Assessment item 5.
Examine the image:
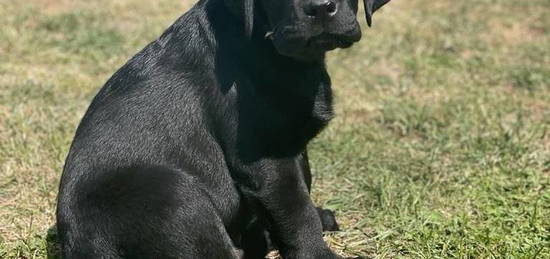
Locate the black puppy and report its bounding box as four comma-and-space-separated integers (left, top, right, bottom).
56, 0, 390, 258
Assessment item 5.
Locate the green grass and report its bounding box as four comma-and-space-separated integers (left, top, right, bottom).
1, 0, 549, 258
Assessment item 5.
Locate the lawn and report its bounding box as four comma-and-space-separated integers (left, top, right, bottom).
1, 0, 549, 258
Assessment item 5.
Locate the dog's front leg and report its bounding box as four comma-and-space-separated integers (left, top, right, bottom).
300, 150, 339, 232
236, 157, 341, 259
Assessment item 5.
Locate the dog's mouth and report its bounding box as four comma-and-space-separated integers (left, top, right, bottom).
306, 32, 360, 51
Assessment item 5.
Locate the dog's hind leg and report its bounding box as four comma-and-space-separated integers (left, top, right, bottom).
58, 166, 239, 259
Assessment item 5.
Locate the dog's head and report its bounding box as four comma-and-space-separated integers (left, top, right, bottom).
229, 0, 391, 61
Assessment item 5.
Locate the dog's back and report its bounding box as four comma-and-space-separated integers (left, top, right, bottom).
56, 3, 242, 258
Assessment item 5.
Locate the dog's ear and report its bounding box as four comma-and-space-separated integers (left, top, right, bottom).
244, 0, 254, 37
363, 0, 391, 27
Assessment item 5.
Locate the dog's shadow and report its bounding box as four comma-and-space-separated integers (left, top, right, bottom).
46, 225, 62, 259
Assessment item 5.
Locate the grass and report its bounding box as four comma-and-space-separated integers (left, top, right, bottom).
0, 0, 548, 258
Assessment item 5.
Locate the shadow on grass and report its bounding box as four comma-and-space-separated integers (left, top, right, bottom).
46, 225, 62, 259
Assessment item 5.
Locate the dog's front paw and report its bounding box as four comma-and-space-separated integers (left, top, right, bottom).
316, 208, 340, 231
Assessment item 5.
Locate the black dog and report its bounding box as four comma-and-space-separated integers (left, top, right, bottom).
56, 0, 390, 258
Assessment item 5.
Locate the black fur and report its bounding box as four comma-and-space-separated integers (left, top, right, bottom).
56, 0, 390, 258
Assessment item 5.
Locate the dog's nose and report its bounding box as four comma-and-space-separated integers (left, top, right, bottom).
304, 0, 338, 19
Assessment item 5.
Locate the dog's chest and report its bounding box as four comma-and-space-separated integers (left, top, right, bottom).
240, 83, 333, 156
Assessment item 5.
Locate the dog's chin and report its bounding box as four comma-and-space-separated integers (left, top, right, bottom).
273, 31, 361, 62
306, 33, 358, 51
